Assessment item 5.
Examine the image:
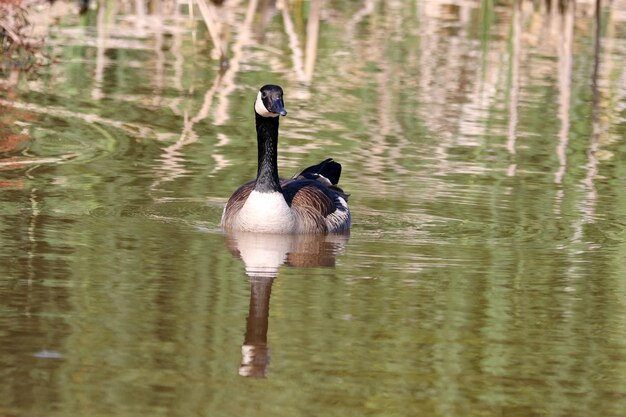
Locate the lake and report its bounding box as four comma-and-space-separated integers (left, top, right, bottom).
1, 0, 625, 416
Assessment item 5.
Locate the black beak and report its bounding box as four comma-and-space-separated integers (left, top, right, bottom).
274, 99, 287, 116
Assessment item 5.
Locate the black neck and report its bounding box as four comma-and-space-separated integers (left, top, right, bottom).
254, 113, 282, 193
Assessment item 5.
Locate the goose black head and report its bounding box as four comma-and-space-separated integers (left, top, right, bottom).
254, 84, 288, 118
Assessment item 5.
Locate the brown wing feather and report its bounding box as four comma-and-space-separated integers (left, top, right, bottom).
221, 181, 254, 229
287, 183, 336, 234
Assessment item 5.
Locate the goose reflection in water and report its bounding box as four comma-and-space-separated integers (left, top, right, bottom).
224, 232, 349, 378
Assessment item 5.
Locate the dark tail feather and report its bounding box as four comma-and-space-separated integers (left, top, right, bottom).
297, 158, 342, 185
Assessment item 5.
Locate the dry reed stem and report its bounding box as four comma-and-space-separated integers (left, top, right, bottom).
195, 0, 226, 60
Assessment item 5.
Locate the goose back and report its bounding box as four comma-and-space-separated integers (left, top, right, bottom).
221, 165, 350, 234
283, 178, 350, 233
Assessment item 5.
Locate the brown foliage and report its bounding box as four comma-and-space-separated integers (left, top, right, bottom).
0, 0, 43, 73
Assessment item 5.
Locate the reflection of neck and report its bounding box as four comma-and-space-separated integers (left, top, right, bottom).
245, 277, 273, 346
240, 277, 273, 378
255, 113, 282, 193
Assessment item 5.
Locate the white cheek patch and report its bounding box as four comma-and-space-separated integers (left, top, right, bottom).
254, 91, 279, 118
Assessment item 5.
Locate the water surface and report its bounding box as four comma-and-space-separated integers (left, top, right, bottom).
1, 1, 626, 416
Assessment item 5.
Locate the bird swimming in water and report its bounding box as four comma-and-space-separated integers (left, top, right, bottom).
221, 84, 351, 234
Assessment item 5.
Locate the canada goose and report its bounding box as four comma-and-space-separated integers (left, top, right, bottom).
221, 84, 351, 234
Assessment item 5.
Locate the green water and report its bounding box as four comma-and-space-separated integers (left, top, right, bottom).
1, 1, 626, 416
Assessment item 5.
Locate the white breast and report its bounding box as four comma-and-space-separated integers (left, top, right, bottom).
234, 190, 296, 233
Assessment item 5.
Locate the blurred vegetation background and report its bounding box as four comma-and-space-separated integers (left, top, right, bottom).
1, 1, 626, 416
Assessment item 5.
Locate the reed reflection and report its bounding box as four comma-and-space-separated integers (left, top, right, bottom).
224, 231, 348, 378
